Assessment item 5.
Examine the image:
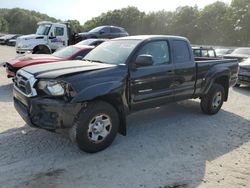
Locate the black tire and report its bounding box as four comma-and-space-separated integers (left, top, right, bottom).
33, 46, 51, 54
33, 50, 43, 54
234, 83, 240, 87
200, 83, 225, 115
72, 100, 119, 153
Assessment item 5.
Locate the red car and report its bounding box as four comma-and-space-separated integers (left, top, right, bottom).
4, 44, 94, 78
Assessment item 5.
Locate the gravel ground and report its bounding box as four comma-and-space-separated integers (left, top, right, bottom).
0, 45, 250, 188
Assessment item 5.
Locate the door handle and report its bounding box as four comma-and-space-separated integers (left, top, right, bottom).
167, 70, 173, 73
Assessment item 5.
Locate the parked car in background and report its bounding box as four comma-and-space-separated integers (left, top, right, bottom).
223, 47, 250, 62
235, 58, 250, 87
4, 44, 94, 78
77, 26, 129, 40
0, 34, 21, 45
76, 38, 109, 46
215, 48, 234, 57
192, 47, 217, 58
7, 35, 22, 46
13, 35, 238, 153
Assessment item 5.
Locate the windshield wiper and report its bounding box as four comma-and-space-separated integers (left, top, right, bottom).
82, 58, 92, 62
82, 59, 107, 64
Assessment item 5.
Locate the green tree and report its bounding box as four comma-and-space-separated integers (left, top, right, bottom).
141, 11, 173, 35
0, 17, 8, 33
229, 0, 250, 46
67, 19, 83, 33
169, 6, 199, 43
196, 2, 229, 45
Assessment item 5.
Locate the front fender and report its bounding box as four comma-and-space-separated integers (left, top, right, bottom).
71, 81, 124, 103
71, 80, 128, 136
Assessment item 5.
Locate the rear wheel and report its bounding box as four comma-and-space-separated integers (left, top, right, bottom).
71, 101, 119, 153
200, 83, 225, 115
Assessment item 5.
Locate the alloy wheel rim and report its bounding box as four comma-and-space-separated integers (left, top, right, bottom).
87, 113, 112, 143
212, 91, 222, 109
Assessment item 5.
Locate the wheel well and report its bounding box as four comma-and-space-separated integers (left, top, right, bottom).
33, 45, 51, 54
96, 94, 127, 136
214, 76, 229, 101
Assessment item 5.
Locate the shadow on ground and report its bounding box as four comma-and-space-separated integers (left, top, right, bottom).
233, 85, 250, 96
0, 83, 13, 102
0, 100, 249, 188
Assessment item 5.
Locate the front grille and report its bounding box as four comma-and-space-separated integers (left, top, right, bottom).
14, 70, 37, 97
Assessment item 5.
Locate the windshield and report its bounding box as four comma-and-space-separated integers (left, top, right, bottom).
52, 46, 80, 59
232, 48, 250, 55
83, 40, 140, 65
36, 24, 51, 35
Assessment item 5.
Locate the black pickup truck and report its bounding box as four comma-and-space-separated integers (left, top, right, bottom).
13, 35, 238, 153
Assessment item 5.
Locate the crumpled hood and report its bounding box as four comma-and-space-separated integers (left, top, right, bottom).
22, 60, 116, 79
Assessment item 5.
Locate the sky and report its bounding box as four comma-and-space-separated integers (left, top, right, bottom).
0, 0, 232, 24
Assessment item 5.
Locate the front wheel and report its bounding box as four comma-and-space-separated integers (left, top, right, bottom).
72, 101, 119, 153
200, 83, 225, 115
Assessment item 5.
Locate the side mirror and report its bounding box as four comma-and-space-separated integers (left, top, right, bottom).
75, 56, 83, 60
135, 54, 153, 67
99, 30, 105, 34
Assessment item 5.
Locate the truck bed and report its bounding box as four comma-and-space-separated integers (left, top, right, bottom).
194, 58, 238, 96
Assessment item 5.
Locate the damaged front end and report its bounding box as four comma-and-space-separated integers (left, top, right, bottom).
13, 70, 85, 130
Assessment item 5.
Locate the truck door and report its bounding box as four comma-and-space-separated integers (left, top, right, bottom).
49, 26, 67, 51
129, 40, 175, 110
172, 40, 196, 100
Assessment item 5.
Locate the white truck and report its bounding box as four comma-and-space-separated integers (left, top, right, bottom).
16, 21, 74, 54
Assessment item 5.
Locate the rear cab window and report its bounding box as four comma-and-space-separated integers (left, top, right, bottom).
173, 40, 191, 63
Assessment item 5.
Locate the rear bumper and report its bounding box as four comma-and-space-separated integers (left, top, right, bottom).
14, 87, 83, 130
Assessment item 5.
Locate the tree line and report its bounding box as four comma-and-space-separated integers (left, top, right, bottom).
0, 0, 250, 46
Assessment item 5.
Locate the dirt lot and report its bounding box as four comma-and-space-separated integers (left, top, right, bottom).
0, 45, 250, 188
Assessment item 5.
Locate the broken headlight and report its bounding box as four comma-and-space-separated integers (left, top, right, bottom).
37, 80, 75, 97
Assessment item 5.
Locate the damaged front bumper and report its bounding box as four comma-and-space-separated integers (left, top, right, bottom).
14, 86, 84, 130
